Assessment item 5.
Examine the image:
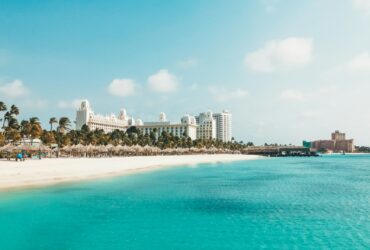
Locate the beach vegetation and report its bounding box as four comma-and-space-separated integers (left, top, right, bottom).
0, 101, 249, 155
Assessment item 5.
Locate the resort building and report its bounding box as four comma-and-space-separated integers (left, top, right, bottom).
311, 130, 354, 153
138, 114, 197, 140
213, 110, 232, 142
76, 100, 131, 133
75, 100, 197, 139
195, 111, 217, 140
195, 110, 233, 142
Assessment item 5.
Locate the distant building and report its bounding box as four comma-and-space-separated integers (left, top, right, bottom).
76, 100, 131, 133
196, 111, 217, 140
311, 130, 354, 153
195, 110, 233, 142
331, 130, 346, 141
138, 113, 197, 140
75, 100, 197, 139
75, 100, 232, 141
213, 110, 232, 142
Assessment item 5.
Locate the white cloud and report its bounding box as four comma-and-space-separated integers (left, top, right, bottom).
178, 58, 198, 69
209, 87, 249, 102
108, 78, 136, 97
348, 52, 370, 72
244, 37, 313, 72
58, 99, 84, 110
279, 86, 337, 103
353, 0, 370, 12
280, 89, 305, 101
147, 69, 179, 93
0, 79, 29, 98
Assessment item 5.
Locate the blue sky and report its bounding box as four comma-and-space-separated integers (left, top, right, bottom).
1, 0, 370, 145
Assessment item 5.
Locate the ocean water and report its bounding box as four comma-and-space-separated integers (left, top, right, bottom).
0, 155, 370, 249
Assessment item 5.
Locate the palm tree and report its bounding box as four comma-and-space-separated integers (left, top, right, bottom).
0, 101, 6, 129
7, 117, 19, 130
20, 120, 31, 138
0, 101, 6, 112
56, 117, 71, 156
2, 111, 10, 129
9, 105, 19, 116
49, 117, 57, 131
29, 117, 42, 144
58, 117, 71, 133
2, 104, 19, 131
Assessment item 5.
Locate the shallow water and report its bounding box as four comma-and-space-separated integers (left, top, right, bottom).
0, 155, 369, 249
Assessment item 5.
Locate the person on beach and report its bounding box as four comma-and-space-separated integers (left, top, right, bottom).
22, 152, 27, 161
16, 153, 23, 162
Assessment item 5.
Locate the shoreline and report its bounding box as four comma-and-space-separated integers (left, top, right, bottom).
0, 154, 261, 192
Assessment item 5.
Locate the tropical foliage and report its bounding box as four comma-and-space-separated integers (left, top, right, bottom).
0, 101, 250, 151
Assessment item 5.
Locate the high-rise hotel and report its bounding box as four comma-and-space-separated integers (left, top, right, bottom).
195, 110, 232, 142
75, 100, 232, 142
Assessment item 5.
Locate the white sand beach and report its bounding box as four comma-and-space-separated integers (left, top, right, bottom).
0, 154, 260, 191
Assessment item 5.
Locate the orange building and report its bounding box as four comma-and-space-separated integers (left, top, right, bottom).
311, 131, 354, 153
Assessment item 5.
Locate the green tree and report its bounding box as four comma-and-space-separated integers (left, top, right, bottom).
40, 130, 56, 145
56, 117, 71, 156
0, 101, 6, 131
29, 117, 42, 143
20, 120, 31, 138
58, 117, 71, 133
49, 117, 58, 131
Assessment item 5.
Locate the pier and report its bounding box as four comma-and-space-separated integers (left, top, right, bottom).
242, 146, 318, 157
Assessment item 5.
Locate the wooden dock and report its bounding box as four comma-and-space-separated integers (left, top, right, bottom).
242, 146, 318, 157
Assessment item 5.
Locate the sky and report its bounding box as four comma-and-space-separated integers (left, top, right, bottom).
1, 0, 370, 145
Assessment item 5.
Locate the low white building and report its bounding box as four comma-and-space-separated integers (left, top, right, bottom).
138, 114, 197, 140
75, 100, 197, 139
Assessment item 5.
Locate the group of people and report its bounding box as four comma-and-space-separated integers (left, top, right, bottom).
16, 152, 27, 161
15, 151, 43, 161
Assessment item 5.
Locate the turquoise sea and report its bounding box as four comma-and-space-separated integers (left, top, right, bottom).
0, 155, 370, 249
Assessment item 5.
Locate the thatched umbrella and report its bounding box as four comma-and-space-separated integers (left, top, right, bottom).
85, 144, 96, 157
0, 144, 17, 159
0, 144, 13, 153
39, 145, 51, 152
176, 147, 188, 155
208, 146, 218, 154
122, 145, 135, 155
189, 147, 200, 154
163, 148, 175, 155
71, 143, 86, 157
113, 145, 124, 156
96, 145, 108, 157
152, 146, 161, 155
62, 145, 71, 152
131, 145, 144, 155
105, 144, 114, 157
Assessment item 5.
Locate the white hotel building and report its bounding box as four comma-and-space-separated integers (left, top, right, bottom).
75, 100, 197, 140
195, 110, 232, 142
213, 110, 232, 142
76, 100, 232, 142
